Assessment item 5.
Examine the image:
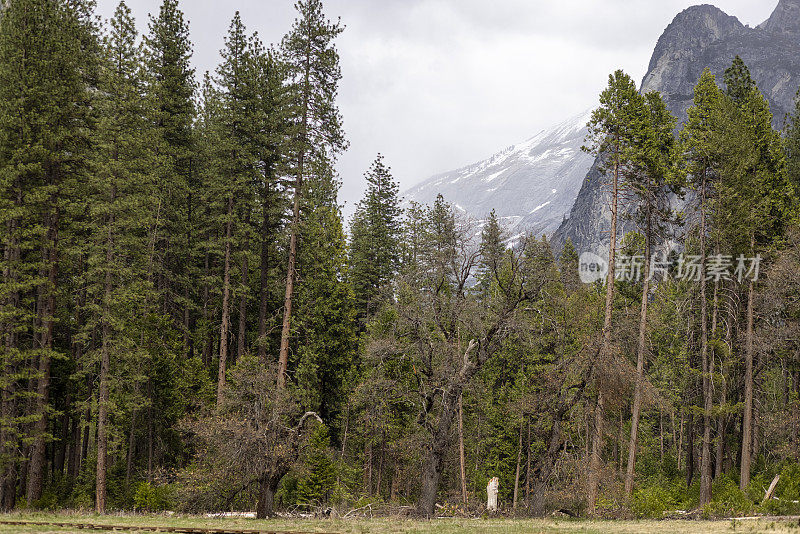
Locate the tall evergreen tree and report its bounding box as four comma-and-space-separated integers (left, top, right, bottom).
278, 0, 347, 389
624, 90, 679, 496
349, 154, 402, 327
143, 0, 196, 356
0, 0, 98, 508
86, 1, 155, 512
718, 57, 791, 490
680, 68, 724, 506
581, 69, 642, 512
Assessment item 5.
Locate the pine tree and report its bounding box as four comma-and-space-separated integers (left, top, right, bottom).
86, 1, 155, 512
253, 49, 290, 363
278, 0, 347, 389
680, 68, 724, 506
717, 57, 792, 490
581, 69, 642, 512
0, 0, 98, 508
143, 0, 196, 357
478, 209, 506, 289
211, 12, 256, 406
349, 154, 402, 327
624, 90, 679, 496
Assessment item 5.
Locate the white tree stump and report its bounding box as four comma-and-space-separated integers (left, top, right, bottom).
487, 476, 499, 512
763, 474, 780, 504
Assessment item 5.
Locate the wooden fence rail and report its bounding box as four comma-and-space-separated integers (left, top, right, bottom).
0, 520, 340, 534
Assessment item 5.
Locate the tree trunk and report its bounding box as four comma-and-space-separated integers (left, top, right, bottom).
27, 208, 59, 504
256, 475, 281, 519
588, 390, 605, 513
257, 173, 272, 362
236, 242, 248, 363
589, 144, 619, 513
625, 218, 650, 496
216, 195, 234, 406
277, 175, 301, 389
740, 259, 755, 490
458, 393, 468, 505
417, 385, 462, 517
698, 170, 713, 506
513, 422, 523, 510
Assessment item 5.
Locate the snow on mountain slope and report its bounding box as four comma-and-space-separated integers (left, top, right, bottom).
403, 110, 594, 236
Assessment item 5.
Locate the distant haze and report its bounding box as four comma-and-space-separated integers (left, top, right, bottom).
94, 0, 778, 220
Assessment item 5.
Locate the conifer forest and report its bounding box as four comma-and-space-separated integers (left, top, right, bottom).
5, 0, 800, 523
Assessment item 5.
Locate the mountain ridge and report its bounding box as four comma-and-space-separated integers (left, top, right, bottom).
552, 0, 800, 254
402, 109, 595, 237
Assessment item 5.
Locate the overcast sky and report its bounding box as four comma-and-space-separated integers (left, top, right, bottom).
94, 0, 779, 218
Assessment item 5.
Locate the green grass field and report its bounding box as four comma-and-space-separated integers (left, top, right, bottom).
1, 513, 800, 534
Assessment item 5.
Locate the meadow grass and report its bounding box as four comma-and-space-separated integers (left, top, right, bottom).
1, 512, 800, 534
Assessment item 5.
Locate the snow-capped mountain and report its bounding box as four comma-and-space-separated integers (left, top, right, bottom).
403, 110, 595, 237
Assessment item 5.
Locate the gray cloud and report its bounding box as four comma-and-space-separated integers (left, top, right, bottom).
94, 0, 779, 219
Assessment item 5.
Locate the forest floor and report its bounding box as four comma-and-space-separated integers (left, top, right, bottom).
2, 512, 800, 534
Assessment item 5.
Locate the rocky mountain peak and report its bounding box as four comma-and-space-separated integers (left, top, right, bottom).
759, 0, 800, 36
555, 1, 800, 254
641, 5, 743, 99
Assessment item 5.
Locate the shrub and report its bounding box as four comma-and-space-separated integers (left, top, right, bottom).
631, 484, 677, 518
708, 475, 752, 517
134, 482, 173, 512
296, 425, 336, 508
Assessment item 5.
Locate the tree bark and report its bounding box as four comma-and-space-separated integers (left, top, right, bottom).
216, 195, 234, 407
625, 213, 650, 496
589, 144, 619, 513
96, 208, 115, 514
513, 422, 523, 510
698, 170, 713, 506
26, 207, 59, 504
458, 393, 468, 505
740, 233, 756, 491
236, 241, 248, 363
256, 474, 281, 519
